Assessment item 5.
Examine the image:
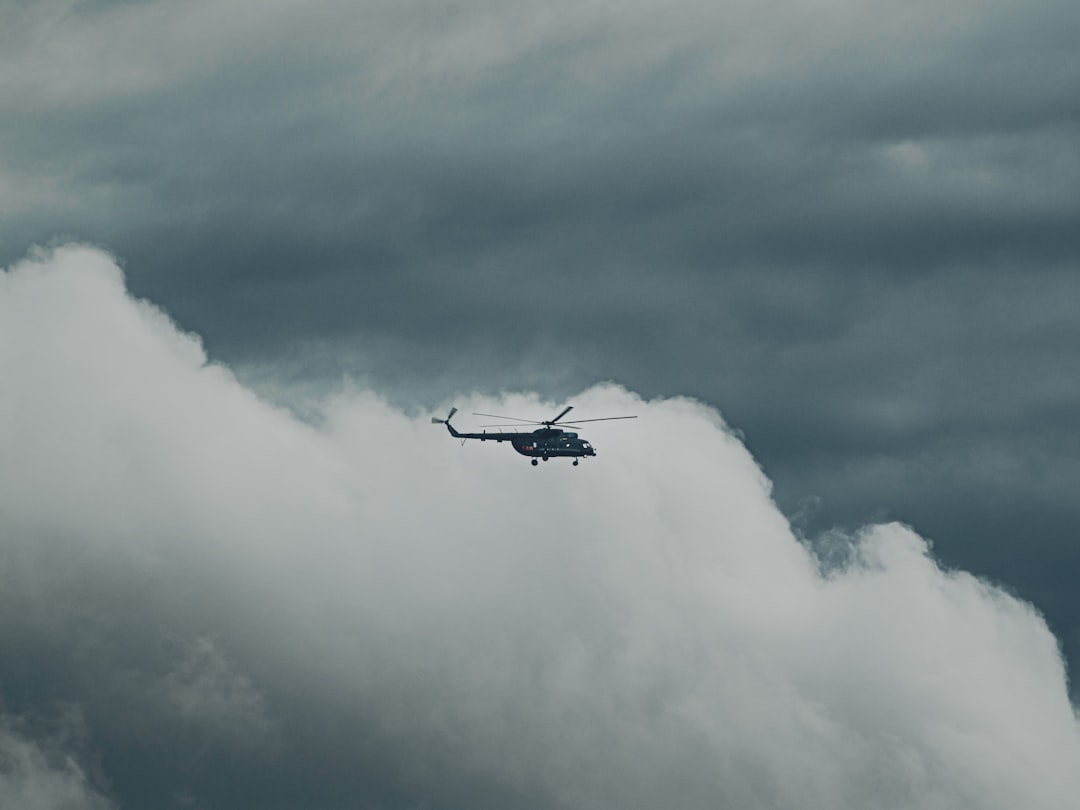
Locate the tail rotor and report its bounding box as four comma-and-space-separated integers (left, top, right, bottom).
431, 407, 458, 425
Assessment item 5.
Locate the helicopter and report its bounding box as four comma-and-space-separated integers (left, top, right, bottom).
432, 406, 637, 466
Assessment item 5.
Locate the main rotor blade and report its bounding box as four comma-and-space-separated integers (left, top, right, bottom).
550, 405, 574, 424
555, 415, 638, 425
471, 412, 544, 424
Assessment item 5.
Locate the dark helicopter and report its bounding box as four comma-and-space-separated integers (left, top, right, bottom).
432, 406, 636, 465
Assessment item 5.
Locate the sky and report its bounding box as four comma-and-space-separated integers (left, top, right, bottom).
1, 0, 1079, 807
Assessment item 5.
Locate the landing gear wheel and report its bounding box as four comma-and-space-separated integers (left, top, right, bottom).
542, 456, 549, 462
573, 459, 579, 466
531, 459, 538, 466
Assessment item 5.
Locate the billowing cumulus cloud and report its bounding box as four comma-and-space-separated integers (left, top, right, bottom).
2, 244, 1078, 809
3, 0, 1080, 690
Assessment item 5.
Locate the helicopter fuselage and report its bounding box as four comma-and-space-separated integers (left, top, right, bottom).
450, 426, 596, 459
512, 429, 595, 459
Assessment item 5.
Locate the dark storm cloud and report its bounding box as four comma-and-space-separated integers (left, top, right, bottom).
2, 0, 1079, 708
2, 245, 1080, 810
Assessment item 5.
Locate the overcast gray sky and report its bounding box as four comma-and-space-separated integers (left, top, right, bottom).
2, 1, 1080, 808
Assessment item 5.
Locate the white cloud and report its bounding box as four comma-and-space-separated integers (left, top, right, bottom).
1, 244, 1078, 808
0, 714, 114, 810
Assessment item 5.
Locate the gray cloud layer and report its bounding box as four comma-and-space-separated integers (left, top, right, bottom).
1, 245, 1078, 809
